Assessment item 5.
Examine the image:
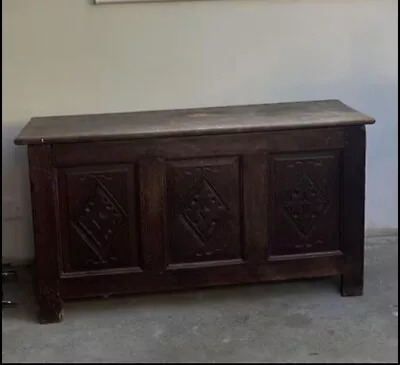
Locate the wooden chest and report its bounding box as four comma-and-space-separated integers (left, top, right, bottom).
14, 100, 375, 324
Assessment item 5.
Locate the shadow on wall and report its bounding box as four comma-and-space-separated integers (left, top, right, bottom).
2, 124, 33, 262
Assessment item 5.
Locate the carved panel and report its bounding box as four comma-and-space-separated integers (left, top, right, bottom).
167, 157, 242, 264
57, 166, 139, 272
269, 152, 341, 256
181, 177, 229, 243
283, 173, 329, 236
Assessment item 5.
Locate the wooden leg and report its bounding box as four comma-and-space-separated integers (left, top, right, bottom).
28, 145, 64, 324
37, 282, 64, 324
38, 305, 64, 324
340, 271, 363, 297
340, 126, 366, 298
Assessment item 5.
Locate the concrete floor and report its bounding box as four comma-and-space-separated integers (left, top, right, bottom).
2, 236, 398, 363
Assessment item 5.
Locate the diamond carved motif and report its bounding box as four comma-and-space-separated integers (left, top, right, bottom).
283, 173, 329, 236
73, 180, 126, 265
181, 177, 228, 243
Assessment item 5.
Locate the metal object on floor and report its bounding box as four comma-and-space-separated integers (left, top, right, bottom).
2, 263, 18, 308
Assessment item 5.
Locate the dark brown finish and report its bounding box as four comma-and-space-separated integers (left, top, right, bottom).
166, 157, 242, 264
52, 128, 346, 166
15, 100, 374, 145
268, 151, 341, 257
340, 125, 367, 296
242, 154, 268, 265
28, 145, 63, 323
56, 165, 139, 273
139, 157, 167, 271
15, 100, 374, 323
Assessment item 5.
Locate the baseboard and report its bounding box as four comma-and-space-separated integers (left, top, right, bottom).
365, 228, 398, 238
2, 258, 33, 267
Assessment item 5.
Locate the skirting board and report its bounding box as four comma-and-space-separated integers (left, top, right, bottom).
365, 228, 398, 238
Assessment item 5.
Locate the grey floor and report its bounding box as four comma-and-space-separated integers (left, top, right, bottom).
2, 236, 398, 363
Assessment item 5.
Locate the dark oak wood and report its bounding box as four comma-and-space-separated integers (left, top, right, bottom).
52, 128, 346, 167
166, 157, 242, 264
56, 165, 139, 273
28, 145, 63, 323
15, 100, 374, 323
268, 150, 341, 257
139, 157, 167, 272
340, 125, 367, 296
15, 100, 374, 145
242, 154, 268, 265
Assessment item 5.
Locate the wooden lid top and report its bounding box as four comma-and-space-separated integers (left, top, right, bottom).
14, 99, 375, 145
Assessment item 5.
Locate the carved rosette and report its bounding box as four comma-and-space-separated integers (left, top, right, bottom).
180, 176, 228, 244
72, 178, 126, 266
283, 173, 329, 237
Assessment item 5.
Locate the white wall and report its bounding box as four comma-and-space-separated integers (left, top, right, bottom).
2, 0, 398, 262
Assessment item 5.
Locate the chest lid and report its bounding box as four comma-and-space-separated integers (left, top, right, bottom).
14, 99, 375, 145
